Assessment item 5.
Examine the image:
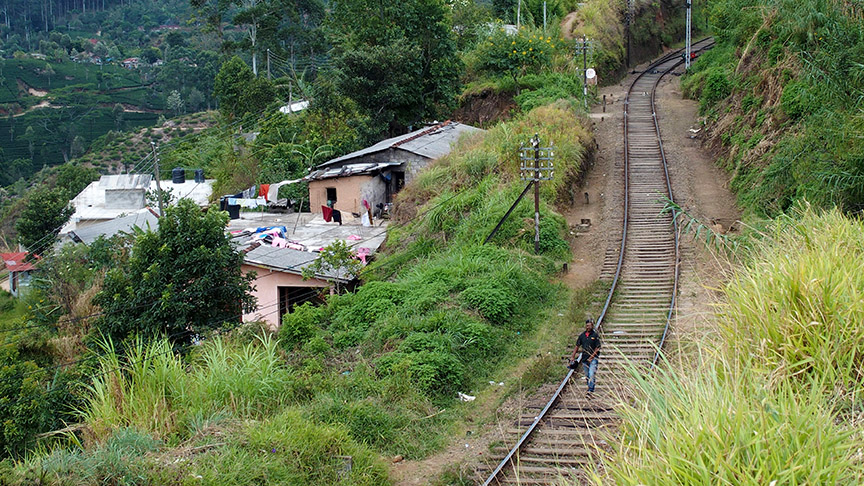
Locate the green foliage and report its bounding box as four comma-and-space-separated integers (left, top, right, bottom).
328, 0, 462, 128
81, 333, 297, 442
93, 199, 256, 346
35, 428, 161, 484
53, 164, 98, 200
302, 240, 364, 293
280, 302, 326, 349
699, 67, 732, 111
722, 207, 864, 398
685, 0, 864, 214
476, 26, 561, 90
779, 80, 814, 120
0, 345, 73, 458
185, 409, 390, 485
14, 187, 73, 250
214, 56, 276, 120
606, 208, 864, 483
460, 280, 516, 322
513, 72, 582, 112
608, 357, 863, 485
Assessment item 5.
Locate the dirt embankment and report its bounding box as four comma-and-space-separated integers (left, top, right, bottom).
452, 87, 517, 127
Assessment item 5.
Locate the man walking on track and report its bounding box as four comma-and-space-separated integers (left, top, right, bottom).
569, 318, 601, 394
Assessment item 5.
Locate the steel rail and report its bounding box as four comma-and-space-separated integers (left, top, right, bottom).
482, 38, 714, 486
649, 38, 715, 369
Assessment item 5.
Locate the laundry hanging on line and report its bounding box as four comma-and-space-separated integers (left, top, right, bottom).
267, 179, 303, 202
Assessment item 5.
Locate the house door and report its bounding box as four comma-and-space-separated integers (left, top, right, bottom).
389, 171, 405, 202
278, 286, 321, 323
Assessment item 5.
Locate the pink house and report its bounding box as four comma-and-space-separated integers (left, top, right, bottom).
240, 243, 353, 329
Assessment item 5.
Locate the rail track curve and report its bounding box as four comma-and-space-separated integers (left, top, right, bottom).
481, 38, 715, 486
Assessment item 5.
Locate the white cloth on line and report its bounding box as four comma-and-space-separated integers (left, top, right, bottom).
267, 178, 303, 203
238, 197, 266, 209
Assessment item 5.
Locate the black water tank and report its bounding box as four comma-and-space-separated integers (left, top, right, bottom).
171, 167, 185, 184
194, 168, 205, 183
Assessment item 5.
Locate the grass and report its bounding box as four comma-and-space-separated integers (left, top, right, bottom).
602, 206, 864, 484
607, 355, 862, 485
80, 333, 297, 444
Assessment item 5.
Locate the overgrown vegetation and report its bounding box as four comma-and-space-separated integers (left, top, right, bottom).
682, 0, 864, 215
604, 207, 864, 484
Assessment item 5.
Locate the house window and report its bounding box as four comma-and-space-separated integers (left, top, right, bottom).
278, 286, 321, 322
326, 187, 337, 204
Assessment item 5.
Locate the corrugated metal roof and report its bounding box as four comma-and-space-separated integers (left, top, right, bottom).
96, 174, 152, 189
307, 162, 401, 181
242, 245, 353, 283
67, 209, 159, 245
1, 253, 37, 272
319, 121, 482, 168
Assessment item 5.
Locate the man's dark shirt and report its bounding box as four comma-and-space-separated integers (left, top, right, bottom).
577, 330, 601, 361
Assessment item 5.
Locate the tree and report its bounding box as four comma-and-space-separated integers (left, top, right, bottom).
187, 87, 205, 112
329, 0, 462, 130
166, 89, 184, 116
477, 26, 559, 94
15, 187, 74, 251
213, 56, 275, 119
20, 126, 35, 160
43, 63, 54, 87
301, 240, 362, 294
94, 199, 256, 347
55, 164, 98, 199
140, 46, 161, 64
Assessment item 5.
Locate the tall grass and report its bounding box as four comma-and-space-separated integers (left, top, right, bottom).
721, 206, 864, 400
607, 355, 863, 485
603, 207, 864, 484
81, 333, 296, 443
686, 0, 864, 214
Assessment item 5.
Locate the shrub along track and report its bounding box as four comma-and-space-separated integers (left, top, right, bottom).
480, 38, 715, 485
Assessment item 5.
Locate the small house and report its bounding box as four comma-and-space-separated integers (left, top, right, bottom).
63, 174, 153, 232
308, 120, 481, 216
1, 253, 37, 297
122, 57, 140, 69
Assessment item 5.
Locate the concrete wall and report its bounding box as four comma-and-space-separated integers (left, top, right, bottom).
309, 175, 387, 215
242, 264, 328, 329
104, 188, 146, 209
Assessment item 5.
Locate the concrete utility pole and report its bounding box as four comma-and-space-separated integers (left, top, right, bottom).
485, 137, 554, 249
267, 48, 272, 80
151, 142, 164, 217
533, 134, 541, 254
517, 0, 521, 29
543, 1, 547, 33
685, 0, 692, 69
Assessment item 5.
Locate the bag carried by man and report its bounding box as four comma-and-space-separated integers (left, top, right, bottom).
567, 352, 583, 371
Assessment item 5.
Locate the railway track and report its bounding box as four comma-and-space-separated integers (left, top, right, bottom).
481, 39, 715, 486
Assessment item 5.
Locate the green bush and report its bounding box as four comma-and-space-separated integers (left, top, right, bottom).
779, 80, 814, 120
376, 350, 466, 396
460, 280, 517, 323
280, 302, 326, 349
700, 68, 731, 111
36, 428, 161, 485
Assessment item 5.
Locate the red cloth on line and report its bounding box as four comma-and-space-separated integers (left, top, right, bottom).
322, 206, 333, 222
260, 184, 270, 201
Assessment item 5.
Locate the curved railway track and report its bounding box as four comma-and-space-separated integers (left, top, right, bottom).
481, 39, 715, 486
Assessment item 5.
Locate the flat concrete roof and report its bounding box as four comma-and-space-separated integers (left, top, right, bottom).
231, 210, 387, 281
